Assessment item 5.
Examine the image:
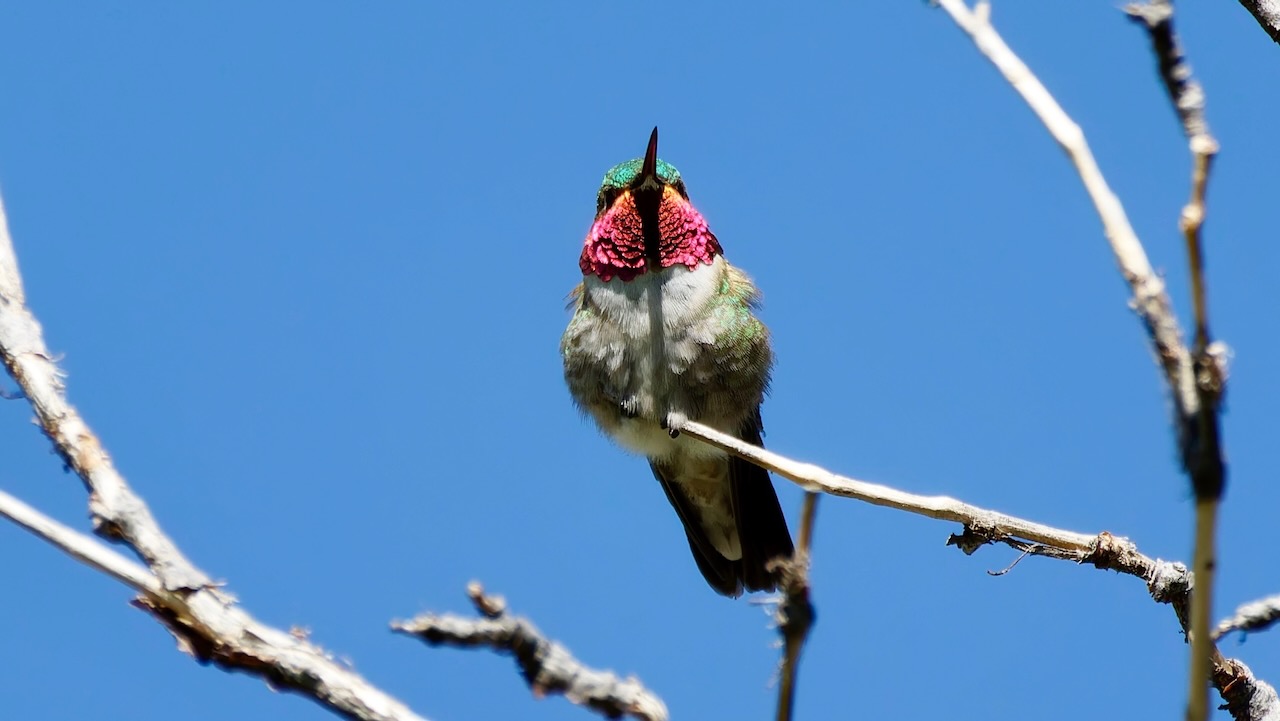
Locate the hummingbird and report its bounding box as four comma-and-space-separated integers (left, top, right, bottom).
561, 128, 794, 596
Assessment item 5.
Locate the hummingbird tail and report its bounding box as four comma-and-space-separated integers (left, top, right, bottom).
729, 418, 795, 593
651, 415, 794, 597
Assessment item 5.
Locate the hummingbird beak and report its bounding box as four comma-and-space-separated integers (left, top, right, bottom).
635, 127, 663, 265
640, 127, 659, 187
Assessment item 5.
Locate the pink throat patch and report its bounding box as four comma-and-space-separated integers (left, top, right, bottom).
579, 189, 723, 282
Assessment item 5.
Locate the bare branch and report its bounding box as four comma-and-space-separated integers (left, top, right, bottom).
1124, 5, 1226, 720
679, 420, 1096, 552
0, 490, 161, 597
393, 583, 668, 721
773, 492, 818, 721
1235, 0, 1280, 45
678, 420, 1146, 576
677, 419, 1279, 721
1216, 595, 1280, 639
933, 0, 1200, 430
927, 3, 1238, 719
0, 196, 428, 721
0, 200, 208, 591
1125, 2, 1216, 150
1217, 659, 1280, 721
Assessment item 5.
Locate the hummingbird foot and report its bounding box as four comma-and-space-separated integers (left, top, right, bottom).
619, 396, 641, 419
661, 411, 688, 438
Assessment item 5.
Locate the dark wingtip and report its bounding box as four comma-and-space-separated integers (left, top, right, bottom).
732, 420, 795, 593
641, 127, 659, 181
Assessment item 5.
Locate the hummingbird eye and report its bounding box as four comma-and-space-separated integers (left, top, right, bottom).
598, 187, 621, 213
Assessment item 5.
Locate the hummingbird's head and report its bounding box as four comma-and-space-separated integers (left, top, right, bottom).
579, 128, 723, 282
594, 147, 686, 214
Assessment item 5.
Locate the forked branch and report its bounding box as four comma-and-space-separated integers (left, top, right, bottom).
931, 2, 1231, 720
394, 583, 669, 721
0, 198, 427, 721
1123, 5, 1226, 718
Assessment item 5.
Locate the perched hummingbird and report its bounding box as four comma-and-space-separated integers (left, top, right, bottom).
561, 128, 794, 596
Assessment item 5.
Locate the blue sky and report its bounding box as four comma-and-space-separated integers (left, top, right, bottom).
1, 3, 1277, 720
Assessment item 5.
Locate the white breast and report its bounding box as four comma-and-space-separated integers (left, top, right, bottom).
583, 258, 728, 461
582, 257, 723, 337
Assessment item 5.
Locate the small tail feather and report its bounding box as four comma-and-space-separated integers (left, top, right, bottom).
730, 417, 794, 592
652, 463, 742, 596
650, 414, 794, 597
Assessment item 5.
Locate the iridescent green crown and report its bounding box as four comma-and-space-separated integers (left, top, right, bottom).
600, 157, 682, 190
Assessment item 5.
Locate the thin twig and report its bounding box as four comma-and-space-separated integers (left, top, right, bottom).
0, 490, 161, 597
935, 0, 1200, 427
987, 548, 1031, 577
680, 420, 1097, 552
1215, 595, 1280, 639
775, 492, 818, 721
393, 583, 668, 721
1188, 501, 1220, 721
0, 196, 428, 721
1124, 5, 1226, 720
